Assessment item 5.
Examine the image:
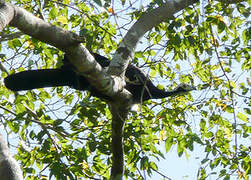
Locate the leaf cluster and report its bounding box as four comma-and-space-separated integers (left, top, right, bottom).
0, 0, 250, 179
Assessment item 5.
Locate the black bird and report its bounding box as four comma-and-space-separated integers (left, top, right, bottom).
4, 53, 195, 103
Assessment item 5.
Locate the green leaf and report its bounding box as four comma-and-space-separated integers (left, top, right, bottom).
177, 144, 183, 157
150, 67, 157, 78
1, 0, 250, 179
89, 141, 96, 152
237, 112, 249, 123
49, 7, 58, 19
94, 0, 102, 6
165, 137, 173, 153
57, 16, 68, 24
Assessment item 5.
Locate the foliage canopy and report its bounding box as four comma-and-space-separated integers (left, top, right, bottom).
0, 0, 250, 179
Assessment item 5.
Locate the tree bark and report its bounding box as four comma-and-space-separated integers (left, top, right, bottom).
0, 1, 124, 99
0, 2, 14, 30
0, 0, 201, 179
108, 0, 199, 77
0, 134, 23, 180
108, 0, 199, 178
110, 103, 130, 179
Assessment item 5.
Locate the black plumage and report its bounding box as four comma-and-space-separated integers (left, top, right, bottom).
4, 53, 194, 103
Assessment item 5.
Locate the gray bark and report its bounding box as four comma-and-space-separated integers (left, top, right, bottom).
0, 134, 23, 180
0, 0, 201, 179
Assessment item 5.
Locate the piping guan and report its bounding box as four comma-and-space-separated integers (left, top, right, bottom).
4, 53, 195, 103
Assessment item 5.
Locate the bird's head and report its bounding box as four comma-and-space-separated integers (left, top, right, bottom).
175, 83, 196, 93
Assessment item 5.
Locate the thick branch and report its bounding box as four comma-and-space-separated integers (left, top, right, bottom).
108, 0, 199, 77
0, 134, 23, 180
108, 0, 200, 178
1, 1, 200, 180
10, 6, 81, 49
0, 2, 125, 99
110, 104, 129, 180
0, 2, 14, 30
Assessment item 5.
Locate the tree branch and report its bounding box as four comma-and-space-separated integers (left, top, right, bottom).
110, 103, 129, 180
0, 1, 200, 179
108, 0, 199, 77
0, 1, 127, 100
0, 134, 23, 180
108, 0, 199, 178
0, 2, 14, 30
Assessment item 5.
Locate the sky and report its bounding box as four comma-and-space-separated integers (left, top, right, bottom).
0, 0, 250, 179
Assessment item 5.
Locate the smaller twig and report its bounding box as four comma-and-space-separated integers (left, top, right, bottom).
0, 32, 24, 42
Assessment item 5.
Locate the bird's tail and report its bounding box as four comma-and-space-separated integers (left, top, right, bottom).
4, 69, 78, 91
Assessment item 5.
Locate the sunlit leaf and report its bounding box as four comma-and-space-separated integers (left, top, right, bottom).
237, 112, 249, 123
57, 16, 68, 24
